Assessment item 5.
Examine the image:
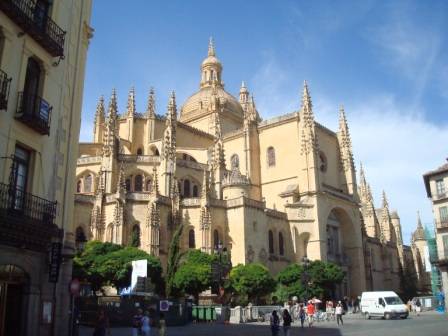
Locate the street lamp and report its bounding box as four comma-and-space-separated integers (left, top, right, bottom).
212, 241, 231, 300
301, 256, 310, 302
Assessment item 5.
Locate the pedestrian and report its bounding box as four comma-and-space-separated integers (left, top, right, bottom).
335, 301, 344, 326
132, 308, 143, 336
326, 300, 334, 321
298, 303, 306, 328
141, 311, 151, 336
407, 299, 412, 313
354, 296, 360, 314
306, 300, 315, 327
282, 309, 292, 336
270, 310, 280, 336
92, 308, 110, 336
159, 312, 166, 336
415, 298, 422, 316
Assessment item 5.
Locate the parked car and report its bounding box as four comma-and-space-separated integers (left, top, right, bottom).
360, 291, 408, 320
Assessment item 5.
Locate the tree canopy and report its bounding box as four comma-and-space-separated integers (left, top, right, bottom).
73, 241, 163, 294
276, 260, 345, 300
229, 263, 276, 304
172, 249, 217, 300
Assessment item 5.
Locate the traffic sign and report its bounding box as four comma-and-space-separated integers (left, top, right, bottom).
70, 278, 81, 296
160, 300, 169, 311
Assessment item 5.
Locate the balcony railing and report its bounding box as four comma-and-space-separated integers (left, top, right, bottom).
15, 92, 52, 135
0, 69, 12, 110
434, 192, 447, 201
118, 154, 161, 163
436, 220, 448, 229
0, 0, 66, 57
430, 249, 448, 268
0, 182, 59, 252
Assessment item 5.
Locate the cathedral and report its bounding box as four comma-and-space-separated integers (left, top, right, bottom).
74, 40, 430, 297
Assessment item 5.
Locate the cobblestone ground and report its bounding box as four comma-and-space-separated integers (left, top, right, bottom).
79, 311, 448, 336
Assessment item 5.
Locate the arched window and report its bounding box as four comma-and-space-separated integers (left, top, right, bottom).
231, 154, 239, 170
267, 147, 276, 167
125, 178, 131, 192
213, 229, 220, 249
134, 175, 143, 192
279, 232, 284, 256
319, 151, 328, 172
84, 174, 92, 193
268, 230, 274, 254
192, 185, 199, 197
131, 225, 140, 247
183, 179, 191, 197
76, 180, 82, 193
188, 229, 195, 248
146, 179, 152, 192
137, 148, 143, 155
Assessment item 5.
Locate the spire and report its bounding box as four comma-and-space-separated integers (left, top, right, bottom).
117, 162, 126, 194
382, 190, 389, 210
151, 166, 159, 197
338, 105, 354, 171
146, 87, 155, 118
108, 88, 118, 121
300, 80, 318, 155
359, 162, 367, 187
103, 89, 118, 155
94, 96, 105, 125
126, 87, 136, 117
166, 91, 177, 125
417, 211, 423, 228
239, 81, 249, 104
208, 36, 215, 56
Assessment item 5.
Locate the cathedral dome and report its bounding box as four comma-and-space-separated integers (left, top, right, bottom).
180, 38, 244, 125
180, 86, 244, 122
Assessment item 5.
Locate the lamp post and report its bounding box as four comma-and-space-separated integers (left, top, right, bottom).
212, 241, 231, 300
301, 256, 310, 302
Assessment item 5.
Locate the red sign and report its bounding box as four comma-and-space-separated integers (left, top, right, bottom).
70, 278, 81, 296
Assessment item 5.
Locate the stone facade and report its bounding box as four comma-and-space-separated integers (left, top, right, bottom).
74, 40, 423, 298
0, 1, 92, 335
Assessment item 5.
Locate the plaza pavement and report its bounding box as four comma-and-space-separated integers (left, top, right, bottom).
79, 311, 448, 336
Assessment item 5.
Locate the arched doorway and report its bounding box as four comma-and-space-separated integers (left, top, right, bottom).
326, 208, 363, 297
292, 227, 309, 262
0, 264, 29, 336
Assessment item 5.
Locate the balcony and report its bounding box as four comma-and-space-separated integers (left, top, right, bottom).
0, 0, 65, 57
436, 220, 448, 229
0, 69, 12, 110
118, 154, 161, 163
0, 182, 60, 252
15, 92, 52, 135
434, 192, 448, 201
430, 249, 448, 269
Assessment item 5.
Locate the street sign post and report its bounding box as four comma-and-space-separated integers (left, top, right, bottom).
48, 242, 62, 283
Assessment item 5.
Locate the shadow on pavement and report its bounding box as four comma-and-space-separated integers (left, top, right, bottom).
80, 323, 344, 336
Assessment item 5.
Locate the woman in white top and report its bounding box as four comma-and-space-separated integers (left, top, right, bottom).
335, 302, 344, 326
141, 311, 151, 336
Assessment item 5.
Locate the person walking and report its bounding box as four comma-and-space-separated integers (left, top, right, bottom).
415, 298, 422, 316
140, 311, 151, 336
270, 310, 280, 336
335, 302, 344, 326
282, 309, 292, 336
326, 300, 334, 321
298, 303, 306, 328
159, 313, 167, 336
92, 308, 110, 336
132, 308, 143, 336
306, 301, 315, 327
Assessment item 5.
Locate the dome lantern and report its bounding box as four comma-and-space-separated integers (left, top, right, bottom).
200, 37, 223, 89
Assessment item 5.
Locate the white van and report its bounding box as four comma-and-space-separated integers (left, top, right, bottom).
360, 291, 408, 319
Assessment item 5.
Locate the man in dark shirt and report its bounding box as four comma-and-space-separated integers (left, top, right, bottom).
132, 308, 143, 336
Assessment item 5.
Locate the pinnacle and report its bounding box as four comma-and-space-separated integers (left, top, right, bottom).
417, 211, 423, 228
382, 190, 389, 209
208, 37, 215, 56
127, 86, 136, 116
147, 87, 155, 117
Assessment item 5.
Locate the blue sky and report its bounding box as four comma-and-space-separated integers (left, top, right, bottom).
80, 0, 448, 244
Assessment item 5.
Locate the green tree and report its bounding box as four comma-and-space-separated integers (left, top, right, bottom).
165, 223, 184, 298
229, 263, 276, 304
73, 241, 164, 295
172, 249, 216, 301
276, 261, 345, 300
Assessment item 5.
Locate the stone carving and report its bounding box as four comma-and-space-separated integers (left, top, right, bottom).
259, 248, 268, 263
247, 245, 255, 263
